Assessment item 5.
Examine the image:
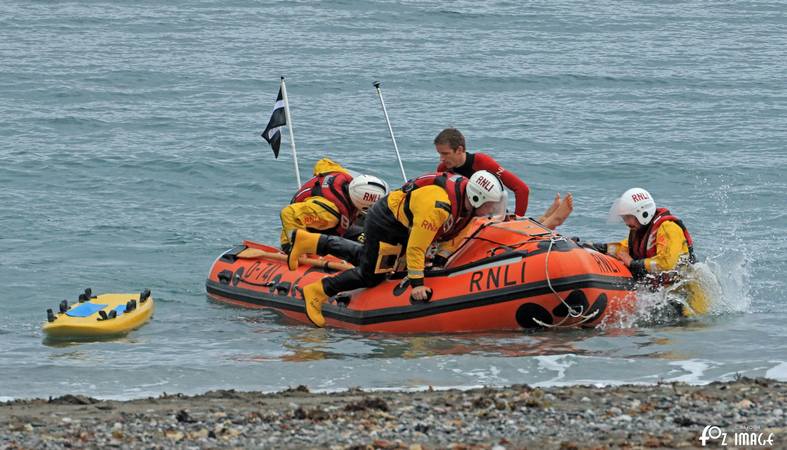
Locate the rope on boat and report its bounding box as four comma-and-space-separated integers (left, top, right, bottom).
534, 235, 600, 328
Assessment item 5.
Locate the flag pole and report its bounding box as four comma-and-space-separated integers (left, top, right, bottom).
373, 81, 407, 182
280, 77, 301, 187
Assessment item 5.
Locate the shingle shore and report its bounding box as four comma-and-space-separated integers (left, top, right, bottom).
1, 378, 784, 449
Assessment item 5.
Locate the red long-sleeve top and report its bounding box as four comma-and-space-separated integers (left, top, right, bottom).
437, 152, 530, 216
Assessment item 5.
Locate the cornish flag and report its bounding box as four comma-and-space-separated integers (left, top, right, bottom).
261, 87, 286, 158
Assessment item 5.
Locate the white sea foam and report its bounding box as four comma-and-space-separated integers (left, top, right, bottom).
765, 361, 787, 381
665, 360, 712, 383
532, 354, 574, 386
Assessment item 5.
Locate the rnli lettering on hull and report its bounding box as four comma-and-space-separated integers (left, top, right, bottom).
591, 253, 621, 274
243, 261, 282, 284
469, 262, 526, 293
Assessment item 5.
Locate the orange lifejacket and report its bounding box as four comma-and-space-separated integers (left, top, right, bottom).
628, 208, 696, 263
401, 172, 473, 241
291, 172, 356, 235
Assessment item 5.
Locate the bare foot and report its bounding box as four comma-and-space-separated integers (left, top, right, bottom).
537, 193, 561, 223
542, 192, 573, 229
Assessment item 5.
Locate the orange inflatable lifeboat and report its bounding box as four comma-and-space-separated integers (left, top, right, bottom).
205, 218, 637, 332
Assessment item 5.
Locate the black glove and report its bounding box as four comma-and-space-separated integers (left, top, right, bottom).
430, 254, 448, 268
586, 242, 608, 253
572, 237, 607, 254
342, 223, 365, 242
629, 259, 647, 279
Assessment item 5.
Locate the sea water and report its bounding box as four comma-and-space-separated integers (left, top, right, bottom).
1, 0, 785, 399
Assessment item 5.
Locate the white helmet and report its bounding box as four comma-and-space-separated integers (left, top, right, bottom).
466, 170, 504, 208
348, 175, 388, 211
608, 187, 656, 225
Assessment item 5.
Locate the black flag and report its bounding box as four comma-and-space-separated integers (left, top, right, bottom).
261, 87, 286, 158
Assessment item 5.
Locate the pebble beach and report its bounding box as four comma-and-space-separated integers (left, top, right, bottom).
2, 378, 783, 449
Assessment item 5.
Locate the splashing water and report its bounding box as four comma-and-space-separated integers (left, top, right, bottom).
600, 255, 750, 330
693, 175, 756, 314
696, 255, 752, 314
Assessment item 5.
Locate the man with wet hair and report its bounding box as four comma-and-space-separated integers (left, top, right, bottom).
434, 128, 572, 228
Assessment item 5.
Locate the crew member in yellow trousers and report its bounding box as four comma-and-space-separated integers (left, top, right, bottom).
286, 170, 507, 327
587, 187, 708, 317
279, 158, 388, 252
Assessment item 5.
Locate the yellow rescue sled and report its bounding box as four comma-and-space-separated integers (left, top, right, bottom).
43, 289, 154, 339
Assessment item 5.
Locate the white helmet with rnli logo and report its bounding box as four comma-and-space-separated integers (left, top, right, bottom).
348, 174, 388, 212
608, 187, 656, 226
466, 170, 504, 208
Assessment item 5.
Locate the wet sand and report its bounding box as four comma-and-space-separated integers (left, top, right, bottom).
2, 378, 783, 449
